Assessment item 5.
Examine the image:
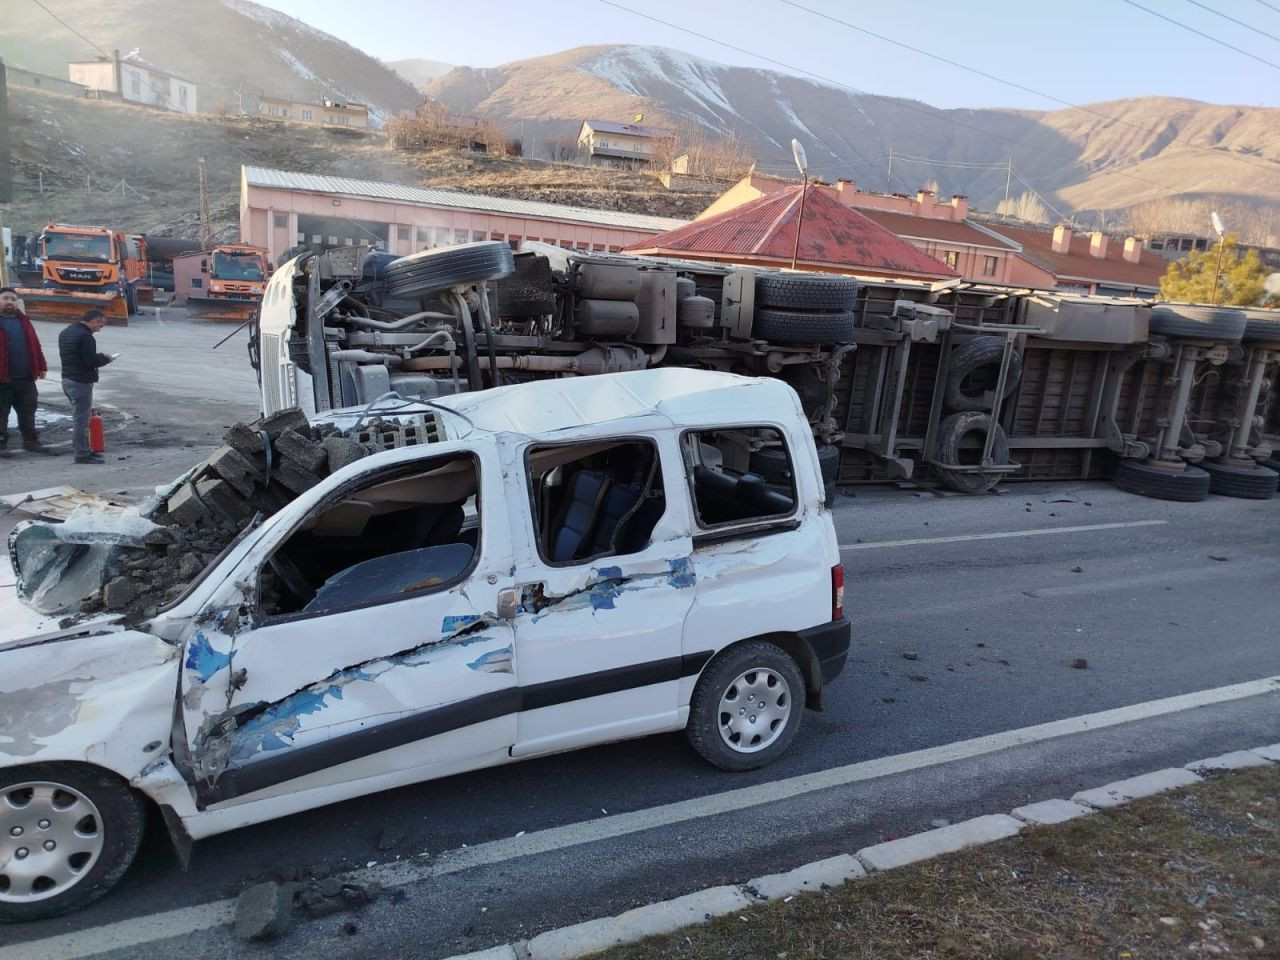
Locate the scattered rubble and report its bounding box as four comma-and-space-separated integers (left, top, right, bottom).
233, 881, 294, 942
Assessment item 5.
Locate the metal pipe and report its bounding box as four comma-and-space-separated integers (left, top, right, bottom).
344, 309, 456, 331
329, 349, 404, 365
452, 292, 482, 391
1157, 350, 1199, 461
1228, 349, 1270, 460
404, 330, 456, 354
475, 288, 500, 387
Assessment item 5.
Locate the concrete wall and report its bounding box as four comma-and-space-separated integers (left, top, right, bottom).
69, 61, 116, 93
240, 184, 668, 264
7, 65, 86, 98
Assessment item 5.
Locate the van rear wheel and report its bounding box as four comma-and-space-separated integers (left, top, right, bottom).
686, 641, 805, 772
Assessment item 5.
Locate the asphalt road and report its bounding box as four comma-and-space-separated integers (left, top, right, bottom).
4, 480, 1278, 960
2, 316, 1279, 958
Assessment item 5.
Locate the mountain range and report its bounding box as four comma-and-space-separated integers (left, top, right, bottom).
2, 2, 1276, 222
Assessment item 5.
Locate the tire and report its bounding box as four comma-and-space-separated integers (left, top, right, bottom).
1149, 305, 1246, 343
124, 286, 137, 316
816, 444, 840, 481
753, 308, 855, 345
1242, 309, 1280, 345
755, 273, 859, 312
936, 411, 1010, 494
385, 241, 515, 297
686, 641, 806, 772
0, 763, 147, 923
1113, 459, 1210, 502
751, 444, 837, 483
943, 336, 1023, 412
1200, 460, 1279, 500
677, 295, 716, 329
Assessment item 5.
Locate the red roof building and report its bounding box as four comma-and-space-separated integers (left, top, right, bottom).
624, 184, 959, 282
986, 223, 1169, 297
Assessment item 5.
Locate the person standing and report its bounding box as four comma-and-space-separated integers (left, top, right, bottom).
58, 308, 115, 465
0, 287, 50, 459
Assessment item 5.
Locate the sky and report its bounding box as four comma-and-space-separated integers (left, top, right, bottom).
252, 0, 1280, 109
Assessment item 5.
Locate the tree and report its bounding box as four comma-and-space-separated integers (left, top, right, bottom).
1158, 235, 1272, 306
996, 191, 1050, 224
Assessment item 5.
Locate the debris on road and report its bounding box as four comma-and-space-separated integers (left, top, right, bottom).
901, 652, 919, 661
1071, 658, 1089, 669
233, 881, 294, 942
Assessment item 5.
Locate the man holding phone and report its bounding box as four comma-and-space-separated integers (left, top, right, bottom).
58, 308, 115, 465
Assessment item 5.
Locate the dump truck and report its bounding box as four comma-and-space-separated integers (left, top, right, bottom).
175, 243, 270, 321
15, 223, 146, 325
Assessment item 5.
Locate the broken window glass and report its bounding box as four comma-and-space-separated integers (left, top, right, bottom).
682, 428, 797, 528
526, 439, 665, 566
257, 453, 480, 618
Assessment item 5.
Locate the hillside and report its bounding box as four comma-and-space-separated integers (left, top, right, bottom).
387, 58, 455, 90
2, 88, 711, 242
0, 0, 421, 123
425, 45, 1280, 223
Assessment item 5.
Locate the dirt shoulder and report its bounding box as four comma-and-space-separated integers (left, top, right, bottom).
596, 766, 1278, 960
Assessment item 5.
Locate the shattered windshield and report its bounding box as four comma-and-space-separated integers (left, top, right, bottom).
213, 252, 266, 281
43, 233, 112, 262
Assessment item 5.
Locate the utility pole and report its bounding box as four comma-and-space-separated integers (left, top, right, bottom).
1004, 157, 1012, 210
198, 157, 213, 249
885, 146, 894, 193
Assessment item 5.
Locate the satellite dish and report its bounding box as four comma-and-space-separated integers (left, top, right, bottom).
791, 139, 808, 176
1211, 211, 1225, 237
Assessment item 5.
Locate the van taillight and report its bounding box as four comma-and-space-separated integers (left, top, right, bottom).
832, 564, 845, 621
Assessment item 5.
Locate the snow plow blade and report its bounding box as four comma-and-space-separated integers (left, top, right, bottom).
15, 288, 130, 326
185, 297, 259, 323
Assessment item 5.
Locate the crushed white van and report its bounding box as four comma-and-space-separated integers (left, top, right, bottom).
0, 369, 849, 921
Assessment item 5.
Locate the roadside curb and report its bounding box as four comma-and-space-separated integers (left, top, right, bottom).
442, 742, 1280, 960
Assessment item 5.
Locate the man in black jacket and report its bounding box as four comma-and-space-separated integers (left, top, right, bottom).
58, 309, 114, 464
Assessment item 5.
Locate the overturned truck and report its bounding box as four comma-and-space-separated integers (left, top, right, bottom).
256, 241, 1280, 501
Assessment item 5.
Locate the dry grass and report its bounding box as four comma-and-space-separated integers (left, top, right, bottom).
596, 767, 1279, 960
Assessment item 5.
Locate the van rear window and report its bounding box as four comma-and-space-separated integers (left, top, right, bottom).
682, 428, 796, 528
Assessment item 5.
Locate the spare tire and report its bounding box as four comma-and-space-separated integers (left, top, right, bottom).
1149, 304, 1246, 342
1113, 459, 1210, 502
753, 308, 855, 344
1200, 460, 1279, 500
943, 336, 1023, 412
386, 241, 515, 297
936, 411, 1010, 494
1242, 309, 1280, 344
756, 273, 859, 312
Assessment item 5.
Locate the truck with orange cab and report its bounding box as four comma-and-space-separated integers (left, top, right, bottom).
178, 243, 270, 322
16, 224, 146, 325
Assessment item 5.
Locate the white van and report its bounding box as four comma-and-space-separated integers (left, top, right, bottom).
0, 369, 849, 921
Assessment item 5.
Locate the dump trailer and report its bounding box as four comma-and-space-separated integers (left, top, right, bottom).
178, 243, 270, 321
15, 223, 145, 325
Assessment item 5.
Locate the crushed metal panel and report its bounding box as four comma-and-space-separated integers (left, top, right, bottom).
0, 486, 138, 522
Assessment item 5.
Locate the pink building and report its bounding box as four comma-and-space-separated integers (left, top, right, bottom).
985, 223, 1167, 297
239, 165, 687, 265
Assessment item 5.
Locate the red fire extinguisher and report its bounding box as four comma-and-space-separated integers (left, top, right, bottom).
89, 409, 106, 454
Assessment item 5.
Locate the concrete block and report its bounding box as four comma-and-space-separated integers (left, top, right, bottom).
526, 885, 751, 960
1010, 798, 1095, 826
269, 461, 324, 496
164, 481, 211, 525
259, 407, 309, 440
1187, 751, 1272, 773
275, 428, 328, 473
1249, 743, 1280, 763
233, 881, 294, 942
102, 576, 136, 611
856, 814, 1023, 873
323, 435, 368, 473
747, 854, 865, 901
207, 444, 261, 497
1072, 768, 1202, 809
223, 423, 269, 464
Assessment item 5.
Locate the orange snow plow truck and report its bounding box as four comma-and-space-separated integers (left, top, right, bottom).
180, 243, 270, 322
16, 224, 147, 325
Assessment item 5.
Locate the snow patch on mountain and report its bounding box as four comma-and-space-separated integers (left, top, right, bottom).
583, 46, 741, 120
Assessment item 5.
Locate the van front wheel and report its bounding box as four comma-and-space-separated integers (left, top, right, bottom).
686, 641, 805, 772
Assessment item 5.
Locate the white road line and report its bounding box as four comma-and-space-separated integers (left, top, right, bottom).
6, 671, 1277, 960
840, 519, 1168, 551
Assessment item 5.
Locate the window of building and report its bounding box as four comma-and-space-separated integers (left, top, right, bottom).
397, 225, 411, 242
129, 72, 141, 96
311, 234, 322, 244
682, 428, 796, 530
982, 255, 998, 276
942, 251, 959, 269
178, 86, 187, 109
257, 454, 481, 619
301, 108, 313, 121
328, 236, 338, 246
1150, 238, 1165, 250
453, 229, 469, 244
472, 231, 485, 242
525, 439, 665, 566
274, 213, 288, 228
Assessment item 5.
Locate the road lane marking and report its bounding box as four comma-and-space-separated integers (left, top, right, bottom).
6, 670, 1277, 960
840, 519, 1168, 551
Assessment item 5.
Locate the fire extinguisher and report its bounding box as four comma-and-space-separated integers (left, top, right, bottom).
89, 409, 106, 454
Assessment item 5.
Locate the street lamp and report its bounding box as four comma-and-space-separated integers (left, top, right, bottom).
789, 138, 809, 271
1210, 211, 1226, 305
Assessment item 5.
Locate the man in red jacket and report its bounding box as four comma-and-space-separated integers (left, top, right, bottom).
0, 287, 51, 458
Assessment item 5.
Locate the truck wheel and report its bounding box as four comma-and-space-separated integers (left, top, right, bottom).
943, 336, 1023, 412
1149, 305, 1246, 342
677, 295, 716, 329
1242, 309, 1280, 345
124, 286, 138, 316
755, 274, 859, 312
1200, 461, 1279, 500
386, 241, 515, 298
753, 308, 855, 345
1113, 460, 1210, 502
0, 763, 146, 923
686, 641, 806, 772
936, 411, 1010, 494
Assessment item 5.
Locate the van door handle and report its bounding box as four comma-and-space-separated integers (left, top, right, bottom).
496, 588, 520, 619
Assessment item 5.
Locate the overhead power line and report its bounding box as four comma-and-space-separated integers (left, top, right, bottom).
28, 0, 113, 59
1253, 0, 1280, 15
594, 0, 1193, 199
1180, 0, 1280, 43
1120, 0, 1280, 70
777, 0, 1278, 175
